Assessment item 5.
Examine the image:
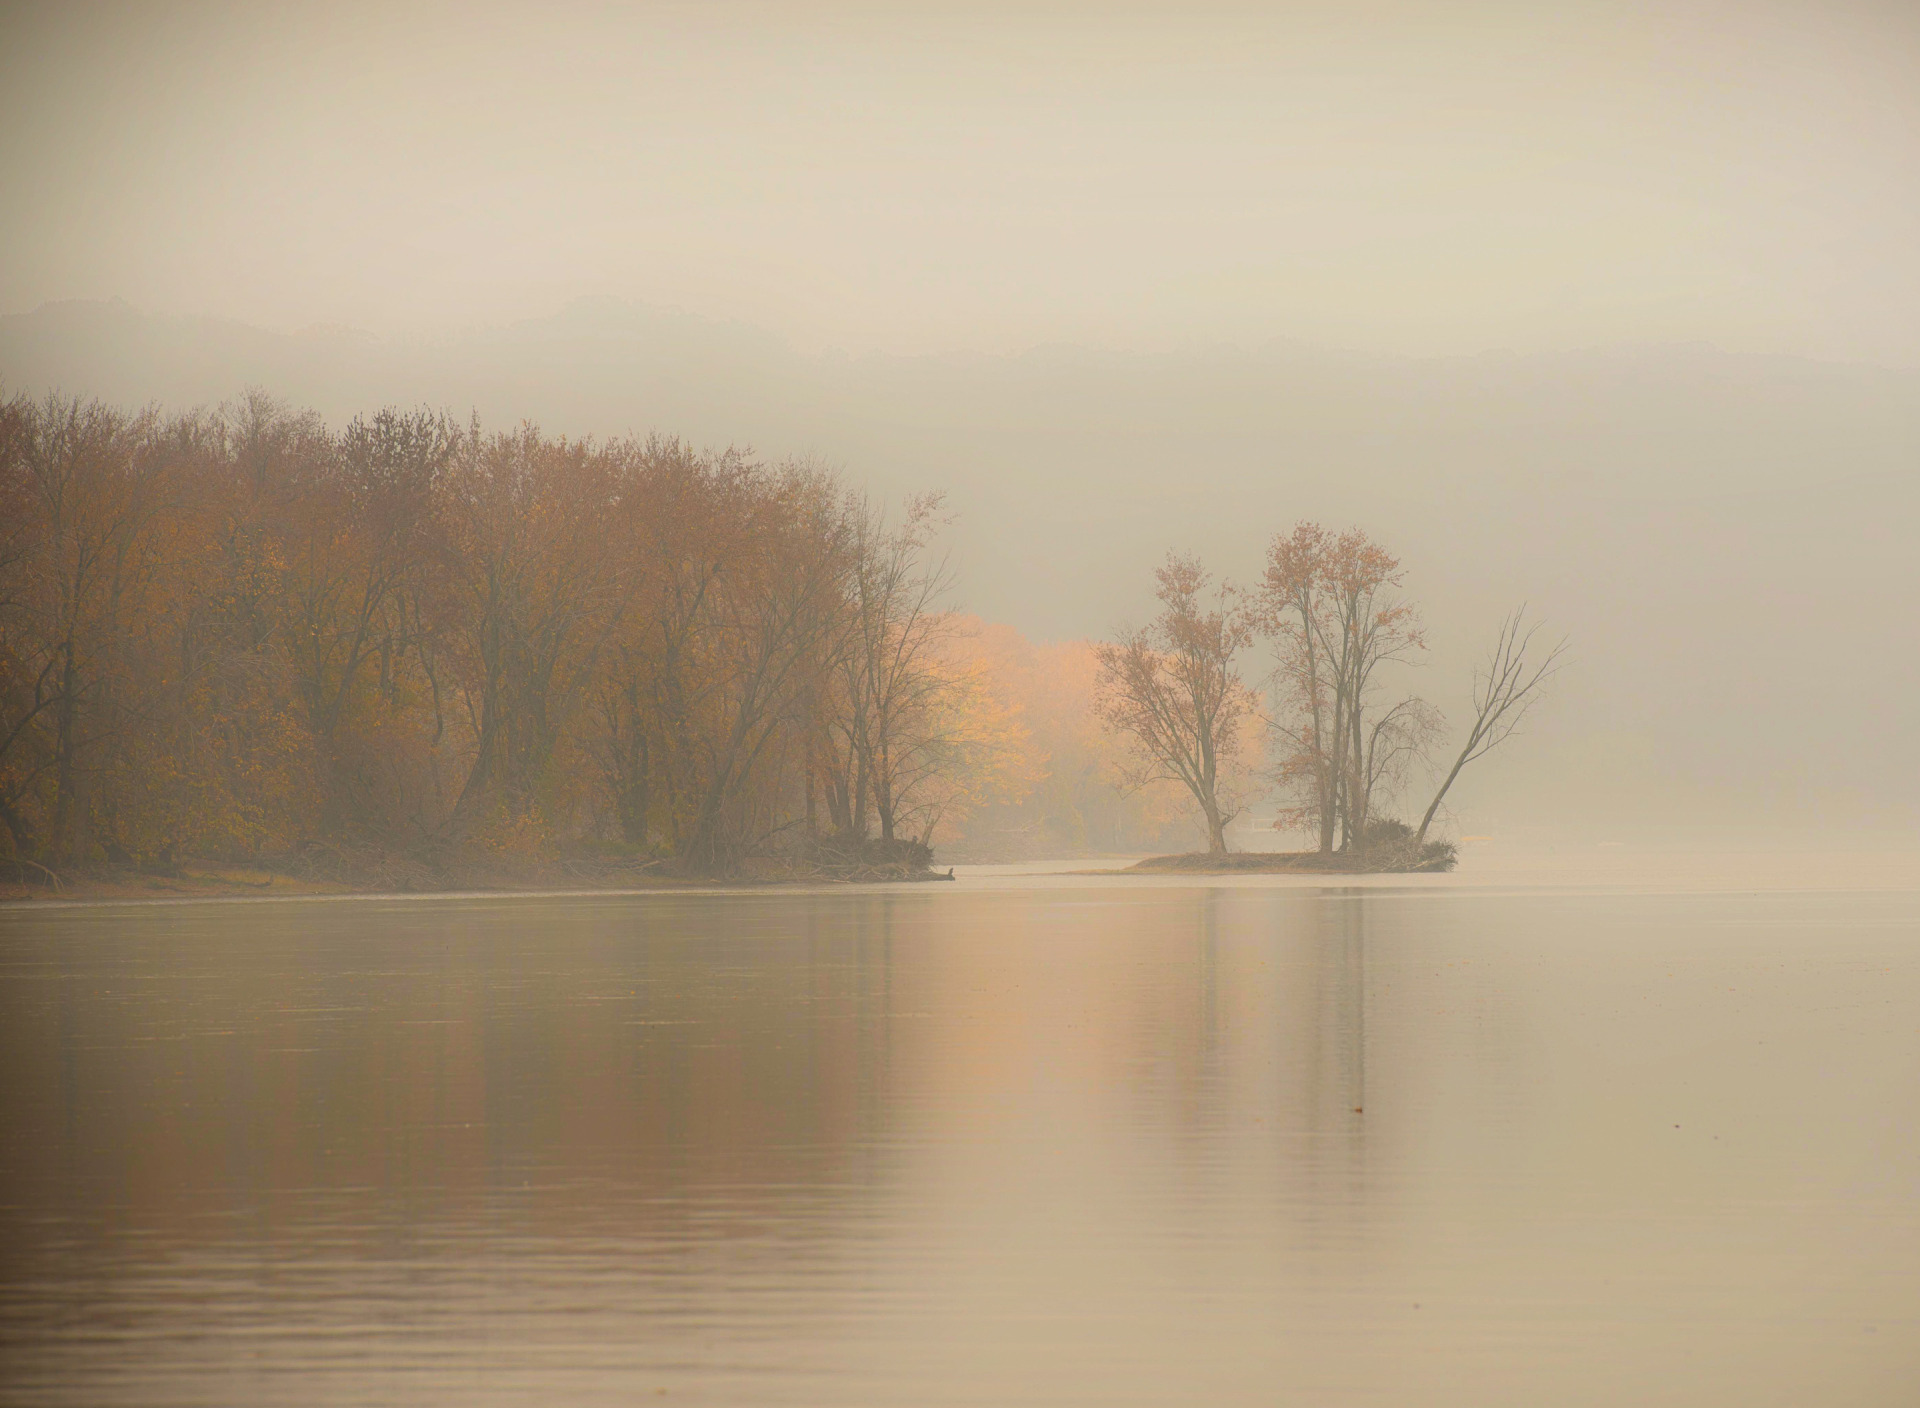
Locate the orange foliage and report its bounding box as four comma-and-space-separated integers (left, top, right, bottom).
933, 615, 1200, 857
0, 391, 1162, 876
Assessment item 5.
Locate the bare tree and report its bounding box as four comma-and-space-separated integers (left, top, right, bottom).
841, 492, 955, 844
1095, 553, 1255, 854
1415, 608, 1567, 844
1361, 694, 1445, 837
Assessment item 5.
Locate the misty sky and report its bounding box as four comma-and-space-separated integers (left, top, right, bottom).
4, 0, 1918, 364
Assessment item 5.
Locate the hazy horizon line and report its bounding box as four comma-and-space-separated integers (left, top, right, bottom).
10, 293, 1920, 377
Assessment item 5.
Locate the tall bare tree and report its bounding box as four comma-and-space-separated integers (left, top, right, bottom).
1415, 608, 1566, 844
1096, 553, 1255, 854
1261, 523, 1339, 851
842, 492, 955, 845
1260, 523, 1425, 852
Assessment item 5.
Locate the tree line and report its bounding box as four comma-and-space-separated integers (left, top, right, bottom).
1096, 528, 1564, 861
0, 385, 1558, 884
0, 389, 1025, 881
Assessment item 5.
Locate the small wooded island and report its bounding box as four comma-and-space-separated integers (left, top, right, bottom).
1093, 527, 1561, 873
1127, 820, 1458, 876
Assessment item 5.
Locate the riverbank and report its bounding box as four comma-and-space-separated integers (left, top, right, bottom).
0, 846, 1444, 903
0, 864, 353, 903
0, 856, 955, 904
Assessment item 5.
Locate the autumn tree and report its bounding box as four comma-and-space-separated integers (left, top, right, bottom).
1095, 553, 1256, 854
102, 408, 311, 863
276, 406, 456, 837
0, 393, 53, 860
895, 619, 1179, 859
439, 425, 632, 847
1260, 524, 1427, 853
0, 387, 1034, 883
588, 439, 746, 850
2, 396, 189, 865
1260, 523, 1340, 852
881, 618, 1038, 847
835, 493, 957, 844
674, 465, 853, 871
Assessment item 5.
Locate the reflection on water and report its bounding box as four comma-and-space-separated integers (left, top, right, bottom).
2, 886, 1917, 1405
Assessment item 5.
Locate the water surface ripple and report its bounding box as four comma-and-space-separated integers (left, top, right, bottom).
2, 885, 1916, 1405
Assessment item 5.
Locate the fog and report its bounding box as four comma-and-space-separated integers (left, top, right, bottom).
3, 0, 1917, 847
8, 0, 1920, 363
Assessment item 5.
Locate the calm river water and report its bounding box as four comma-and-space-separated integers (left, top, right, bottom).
2, 880, 1917, 1405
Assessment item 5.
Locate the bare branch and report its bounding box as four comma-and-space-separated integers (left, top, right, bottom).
1415, 607, 1568, 844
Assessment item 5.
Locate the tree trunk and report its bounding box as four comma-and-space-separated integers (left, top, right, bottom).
48, 644, 82, 865
876, 741, 895, 842
0, 795, 35, 860
1203, 801, 1228, 854
616, 728, 649, 846
1415, 751, 1469, 846
1316, 763, 1337, 854
851, 750, 869, 837
804, 738, 818, 840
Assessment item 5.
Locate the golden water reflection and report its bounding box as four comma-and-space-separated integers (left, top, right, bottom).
2, 887, 1916, 1405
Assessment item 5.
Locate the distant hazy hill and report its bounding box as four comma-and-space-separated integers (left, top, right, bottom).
5, 297, 1915, 839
